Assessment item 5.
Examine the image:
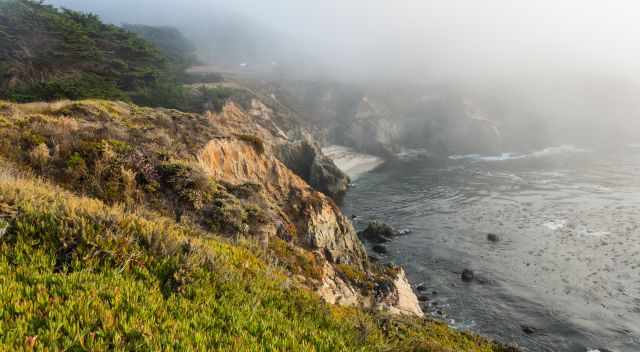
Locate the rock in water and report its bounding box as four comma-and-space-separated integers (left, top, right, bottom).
520, 325, 539, 334
359, 221, 400, 243
487, 233, 500, 242
461, 269, 475, 282
372, 244, 388, 254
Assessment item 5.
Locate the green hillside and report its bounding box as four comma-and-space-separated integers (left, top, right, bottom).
0, 2, 518, 351
0, 156, 512, 351
0, 0, 204, 109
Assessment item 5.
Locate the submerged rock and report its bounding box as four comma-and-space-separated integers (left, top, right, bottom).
461, 269, 475, 282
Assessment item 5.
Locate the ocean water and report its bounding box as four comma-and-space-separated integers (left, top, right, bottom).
341, 145, 640, 352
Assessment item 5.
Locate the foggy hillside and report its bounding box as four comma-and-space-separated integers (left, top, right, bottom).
46, 0, 640, 150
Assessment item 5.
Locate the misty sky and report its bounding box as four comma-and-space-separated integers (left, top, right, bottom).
46, 0, 640, 81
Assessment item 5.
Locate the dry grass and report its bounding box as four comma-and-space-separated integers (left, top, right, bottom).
14, 100, 73, 115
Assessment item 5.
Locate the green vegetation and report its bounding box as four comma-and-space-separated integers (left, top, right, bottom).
0, 163, 514, 351
189, 85, 237, 112
0, 0, 231, 112
122, 24, 198, 68
0, 2, 518, 344
0, 100, 260, 236
0, 0, 166, 103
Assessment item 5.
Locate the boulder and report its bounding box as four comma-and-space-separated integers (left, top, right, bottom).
520, 325, 539, 335
461, 269, 475, 282
372, 244, 388, 254
359, 221, 400, 243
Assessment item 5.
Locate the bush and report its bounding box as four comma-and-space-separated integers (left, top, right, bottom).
156, 162, 217, 221
6, 74, 129, 103
236, 134, 265, 154
65, 152, 88, 182
202, 196, 248, 235
28, 143, 50, 169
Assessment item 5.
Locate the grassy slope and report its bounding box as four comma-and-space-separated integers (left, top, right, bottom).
0, 163, 513, 352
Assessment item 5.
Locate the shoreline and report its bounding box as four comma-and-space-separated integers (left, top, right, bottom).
322, 145, 385, 180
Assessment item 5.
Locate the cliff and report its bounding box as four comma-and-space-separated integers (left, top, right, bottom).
263, 80, 512, 157
0, 97, 421, 315
0, 2, 519, 350
0, 158, 513, 351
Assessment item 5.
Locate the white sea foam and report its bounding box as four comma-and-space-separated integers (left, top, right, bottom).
449, 145, 590, 162
576, 226, 611, 237
322, 145, 385, 180
396, 148, 431, 161
544, 220, 567, 231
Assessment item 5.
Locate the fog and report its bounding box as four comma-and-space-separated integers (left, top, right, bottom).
48, 0, 640, 146
46, 0, 640, 79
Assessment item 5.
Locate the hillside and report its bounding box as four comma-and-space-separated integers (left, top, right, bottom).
0, 99, 515, 351
122, 24, 198, 68
0, 0, 225, 111
0, 1, 517, 350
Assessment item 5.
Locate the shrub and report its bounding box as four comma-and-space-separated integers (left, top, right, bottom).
6, 74, 129, 103
28, 143, 50, 170
120, 166, 138, 208
202, 196, 249, 235
0, 219, 8, 237
269, 238, 323, 281
336, 263, 367, 287
156, 162, 217, 221
65, 152, 88, 182
236, 134, 265, 154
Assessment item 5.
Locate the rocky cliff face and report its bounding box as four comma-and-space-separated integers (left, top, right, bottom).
198, 102, 421, 314
0, 97, 422, 316
276, 136, 350, 200
213, 97, 350, 200
266, 81, 513, 157
344, 97, 402, 157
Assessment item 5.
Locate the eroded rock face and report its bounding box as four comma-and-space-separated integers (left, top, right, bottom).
384, 269, 424, 316
1, 97, 423, 317
197, 128, 421, 316
318, 262, 363, 306
277, 136, 350, 201
198, 137, 365, 266
216, 100, 350, 200
344, 97, 402, 158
